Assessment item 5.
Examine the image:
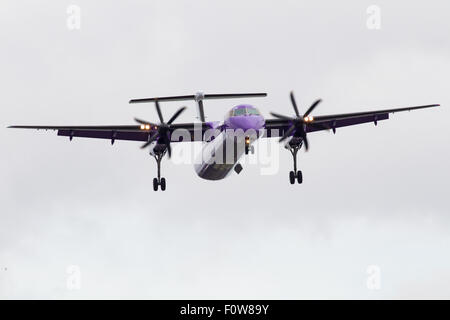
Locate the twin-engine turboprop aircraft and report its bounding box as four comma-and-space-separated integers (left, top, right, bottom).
9, 91, 439, 191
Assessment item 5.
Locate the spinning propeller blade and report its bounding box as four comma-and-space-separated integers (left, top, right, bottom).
134, 106, 187, 157
303, 99, 322, 118
271, 91, 322, 151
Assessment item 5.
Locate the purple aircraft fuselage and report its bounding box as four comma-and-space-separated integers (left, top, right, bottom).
195, 104, 265, 180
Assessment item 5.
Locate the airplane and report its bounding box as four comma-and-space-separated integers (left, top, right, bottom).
9, 91, 439, 191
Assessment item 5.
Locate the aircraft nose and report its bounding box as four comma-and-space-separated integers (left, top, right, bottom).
228, 115, 265, 131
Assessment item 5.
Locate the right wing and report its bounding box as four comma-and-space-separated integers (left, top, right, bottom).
8, 122, 214, 143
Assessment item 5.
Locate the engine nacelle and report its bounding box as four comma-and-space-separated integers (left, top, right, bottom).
148, 142, 167, 156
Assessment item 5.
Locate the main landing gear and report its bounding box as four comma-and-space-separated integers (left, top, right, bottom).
152, 150, 167, 191
287, 140, 303, 184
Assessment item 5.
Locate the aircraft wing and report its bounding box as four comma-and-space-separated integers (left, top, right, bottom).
264, 104, 439, 137
9, 104, 439, 142
8, 123, 213, 143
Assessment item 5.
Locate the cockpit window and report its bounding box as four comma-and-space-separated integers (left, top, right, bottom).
232, 107, 260, 116
233, 108, 247, 116
248, 108, 260, 115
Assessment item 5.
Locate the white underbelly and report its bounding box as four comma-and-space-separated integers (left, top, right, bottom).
194, 131, 250, 180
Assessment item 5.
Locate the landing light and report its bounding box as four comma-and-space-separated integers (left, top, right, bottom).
140, 124, 151, 130
304, 116, 314, 122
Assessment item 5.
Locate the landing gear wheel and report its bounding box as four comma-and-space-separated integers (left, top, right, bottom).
153, 178, 158, 191
160, 178, 166, 191
296, 170, 303, 184
289, 171, 295, 184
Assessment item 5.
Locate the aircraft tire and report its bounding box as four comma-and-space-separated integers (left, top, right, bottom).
289, 171, 295, 184
160, 178, 166, 191
297, 171, 303, 184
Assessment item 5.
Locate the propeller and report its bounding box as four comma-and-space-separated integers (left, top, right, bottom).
135, 101, 186, 157
270, 91, 322, 151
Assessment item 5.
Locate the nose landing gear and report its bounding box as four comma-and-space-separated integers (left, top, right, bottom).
244, 136, 255, 155
245, 145, 255, 155
287, 140, 303, 184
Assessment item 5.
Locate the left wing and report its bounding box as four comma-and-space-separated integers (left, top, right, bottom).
264, 104, 439, 137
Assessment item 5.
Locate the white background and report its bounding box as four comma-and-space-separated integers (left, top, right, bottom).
1, 0, 449, 299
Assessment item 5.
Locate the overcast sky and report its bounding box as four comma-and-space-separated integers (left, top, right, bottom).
1, 0, 449, 299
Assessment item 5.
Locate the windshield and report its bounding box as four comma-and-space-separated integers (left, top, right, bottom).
247, 108, 260, 115
232, 107, 260, 116
233, 108, 247, 116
